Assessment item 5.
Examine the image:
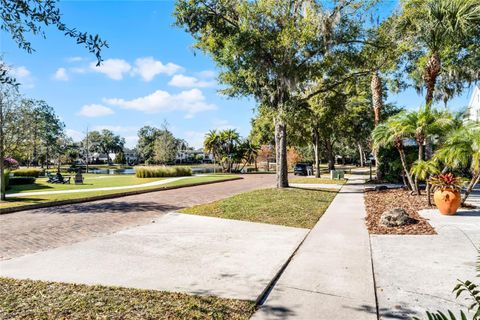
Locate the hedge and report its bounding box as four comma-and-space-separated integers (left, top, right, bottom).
135, 166, 192, 178
8, 176, 36, 185
13, 168, 43, 177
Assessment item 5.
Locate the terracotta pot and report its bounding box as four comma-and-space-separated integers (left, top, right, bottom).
433, 188, 461, 215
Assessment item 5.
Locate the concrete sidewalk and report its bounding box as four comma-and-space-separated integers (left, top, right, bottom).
252, 176, 376, 319
0, 212, 308, 301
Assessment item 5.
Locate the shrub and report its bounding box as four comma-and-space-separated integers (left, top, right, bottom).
135, 166, 192, 178
8, 176, 36, 185
13, 168, 43, 177
4, 157, 19, 169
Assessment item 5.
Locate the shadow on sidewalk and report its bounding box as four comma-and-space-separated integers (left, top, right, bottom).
39, 201, 182, 215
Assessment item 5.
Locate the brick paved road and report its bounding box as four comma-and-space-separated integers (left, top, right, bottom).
0, 174, 276, 260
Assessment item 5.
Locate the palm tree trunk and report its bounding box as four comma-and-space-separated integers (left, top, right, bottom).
418, 141, 424, 161
398, 147, 416, 192
426, 181, 432, 206
371, 71, 383, 126
371, 71, 384, 180
274, 116, 288, 188
461, 172, 480, 205
424, 52, 441, 110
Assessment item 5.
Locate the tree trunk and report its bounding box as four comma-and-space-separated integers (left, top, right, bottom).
313, 129, 320, 178
398, 147, 416, 192
462, 172, 480, 205
371, 71, 384, 179
426, 181, 432, 206
274, 116, 288, 188
424, 52, 441, 109
46, 146, 49, 170
357, 143, 364, 167
418, 141, 424, 161
0, 96, 5, 201
325, 140, 335, 171
371, 71, 383, 126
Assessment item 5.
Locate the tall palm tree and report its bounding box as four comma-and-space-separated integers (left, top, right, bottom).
372, 117, 417, 192
435, 122, 480, 204
204, 130, 221, 164
397, 0, 480, 109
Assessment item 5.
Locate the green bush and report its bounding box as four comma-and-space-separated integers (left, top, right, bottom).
135, 166, 192, 178
13, 168, 43, 177
9, 176, 36, 185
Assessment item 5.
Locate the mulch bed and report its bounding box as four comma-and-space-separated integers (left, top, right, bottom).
364, 189, 436, 235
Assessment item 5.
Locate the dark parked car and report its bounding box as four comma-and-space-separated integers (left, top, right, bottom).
294, 163, 313, 176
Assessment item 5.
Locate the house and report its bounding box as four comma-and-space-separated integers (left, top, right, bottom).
467, 84, 480, 122
175, 148, 214, 163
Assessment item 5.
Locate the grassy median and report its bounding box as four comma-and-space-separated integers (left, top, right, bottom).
0, 277, 255, 320
181, 187, 337, 229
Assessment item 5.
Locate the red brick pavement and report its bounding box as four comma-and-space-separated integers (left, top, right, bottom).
0, 174, 277, 260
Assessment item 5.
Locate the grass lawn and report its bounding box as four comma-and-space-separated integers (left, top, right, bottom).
7, 174, 166, 194
290, 177, 347, 185
181, 187, 337, 229
0, 277, 255, 320
1, 175, 239, 210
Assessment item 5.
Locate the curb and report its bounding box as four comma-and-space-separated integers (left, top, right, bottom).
0, 176, 243, 215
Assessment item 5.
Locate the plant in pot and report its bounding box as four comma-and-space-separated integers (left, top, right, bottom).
429, 173, 463, 215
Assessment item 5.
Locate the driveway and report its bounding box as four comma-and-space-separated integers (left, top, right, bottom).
0, 174, 276, 260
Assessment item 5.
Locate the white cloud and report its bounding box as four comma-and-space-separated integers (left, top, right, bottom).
53, 67, 69, 81
78, 104, 115, 117
132, 57, 183, 81
104, 88, 216, 118
89, 59, 132, 80
9, 66, 34, 88
66, 129, 84, 142
196, 70, 216, 78
168, 74, 215, 88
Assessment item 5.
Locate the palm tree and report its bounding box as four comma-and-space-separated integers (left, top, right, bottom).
219, 129, 240, 172
435, 122, 480, 204
393, 108, 453, 162
396, 0, 480, 109
204, 130, 221, 165
372, 117, 417, 192
411, 159, 439, 205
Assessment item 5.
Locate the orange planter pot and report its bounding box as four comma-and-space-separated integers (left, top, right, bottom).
433, 188, 461, 215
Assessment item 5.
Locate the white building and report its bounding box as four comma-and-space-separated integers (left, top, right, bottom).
467, 85, 480, 122
175, 148, 214, 163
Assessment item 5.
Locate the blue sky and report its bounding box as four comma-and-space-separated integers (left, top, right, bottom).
0, 0, 475, 148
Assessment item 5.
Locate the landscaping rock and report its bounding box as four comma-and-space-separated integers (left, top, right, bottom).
380, 208, 411, 227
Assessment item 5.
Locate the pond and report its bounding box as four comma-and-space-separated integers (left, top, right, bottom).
87, 168, 135, 175
86, 167, 221, 175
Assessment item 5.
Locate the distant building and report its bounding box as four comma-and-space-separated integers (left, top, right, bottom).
467, 85, 480, 122
176, 148, 214, 163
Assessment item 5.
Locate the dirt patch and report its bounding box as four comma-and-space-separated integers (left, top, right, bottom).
364, 189, 436, 235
